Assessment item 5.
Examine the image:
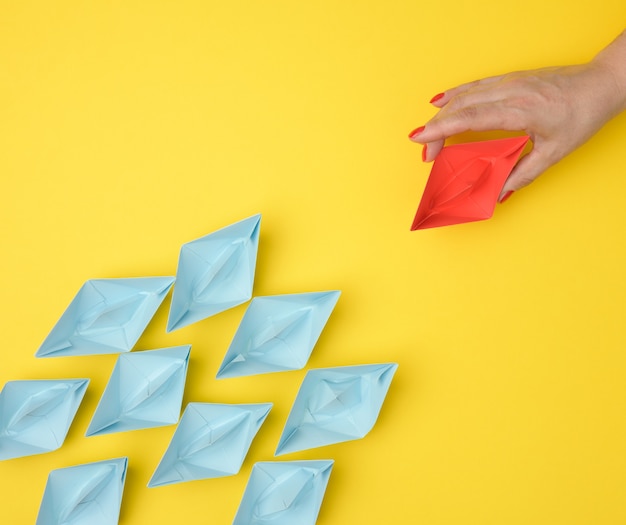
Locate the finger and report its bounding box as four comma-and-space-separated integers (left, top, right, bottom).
422, 139, 444, 162
442, 82, 520, 114
498, 149, 551, 200
430, 74, 506, 107
410, 101, 526, 143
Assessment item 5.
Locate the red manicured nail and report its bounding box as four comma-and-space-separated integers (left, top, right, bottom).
499, 190, 514, 203
421, 144, 427, 162
408, 126, 425, 139
429, 92, 445, 104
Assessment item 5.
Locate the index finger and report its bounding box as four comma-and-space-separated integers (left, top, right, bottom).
409, 100, 528, 143
431, 74, 506, 107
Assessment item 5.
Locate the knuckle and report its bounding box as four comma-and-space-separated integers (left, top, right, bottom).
444, 92, 471, 112
456, 104, 479, 121
499, 106, 528, 129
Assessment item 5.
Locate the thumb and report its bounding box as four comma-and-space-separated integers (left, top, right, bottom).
498, 149, 552, 201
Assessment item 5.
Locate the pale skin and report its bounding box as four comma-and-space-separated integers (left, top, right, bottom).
409, 30, 626, 202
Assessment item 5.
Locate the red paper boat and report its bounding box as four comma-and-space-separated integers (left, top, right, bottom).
411, 136, 530, 230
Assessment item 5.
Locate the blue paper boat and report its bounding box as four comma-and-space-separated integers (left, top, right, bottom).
216, 291, 341, 378
167, 214, 261, 332
36, 457, 128, 525
148, 402, 272, 487
233, 460, 333, 525
0, 379, 89, 461
275, 363, 398, 455
36, 277, 175, 357
86, 346, 191, 436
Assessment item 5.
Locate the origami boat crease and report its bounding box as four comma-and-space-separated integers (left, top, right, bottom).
59, 463, 118, 522
36, 457, 127, 525
120, 361, 183, 414
178, 410, 248, 458
36, 277, 175, 357
255, 467, 316, 518
233, 460, 333, 525
148, 402, 272, 487
432, 158, 491, 210
86, 346, 190, 436
412, 136, 529, 230
305, 376, 364, 433
167, 214, 261, 332
216, 291, 341, 379
188, 240, 246, 302
0, 379, 89, 460
7, 384, 70, 431
275, 363, 397, 455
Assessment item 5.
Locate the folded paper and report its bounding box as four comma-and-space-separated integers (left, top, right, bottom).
36, 277, 175, 357
0, 379, 89, 461
166, 214, 261, 332
275, 363, 398, 455
86, 346, 190, 436
411, 136, 530, 230
233, 460, 333, 525
216, 291, 341, 379
148, 402, 272, 487
36, 457, 127, 525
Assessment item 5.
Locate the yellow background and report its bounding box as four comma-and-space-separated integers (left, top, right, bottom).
1, 1, 625, 523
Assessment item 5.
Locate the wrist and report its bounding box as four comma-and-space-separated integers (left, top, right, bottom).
592, 30, 626, 114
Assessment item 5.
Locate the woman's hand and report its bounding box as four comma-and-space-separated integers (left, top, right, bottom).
409, 31, 626, 202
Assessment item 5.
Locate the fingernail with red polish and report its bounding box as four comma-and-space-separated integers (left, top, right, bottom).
429, 92, 445, 104
408, 126, 425, 139
421, 145, 427, 162
499, 190, 514, 203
